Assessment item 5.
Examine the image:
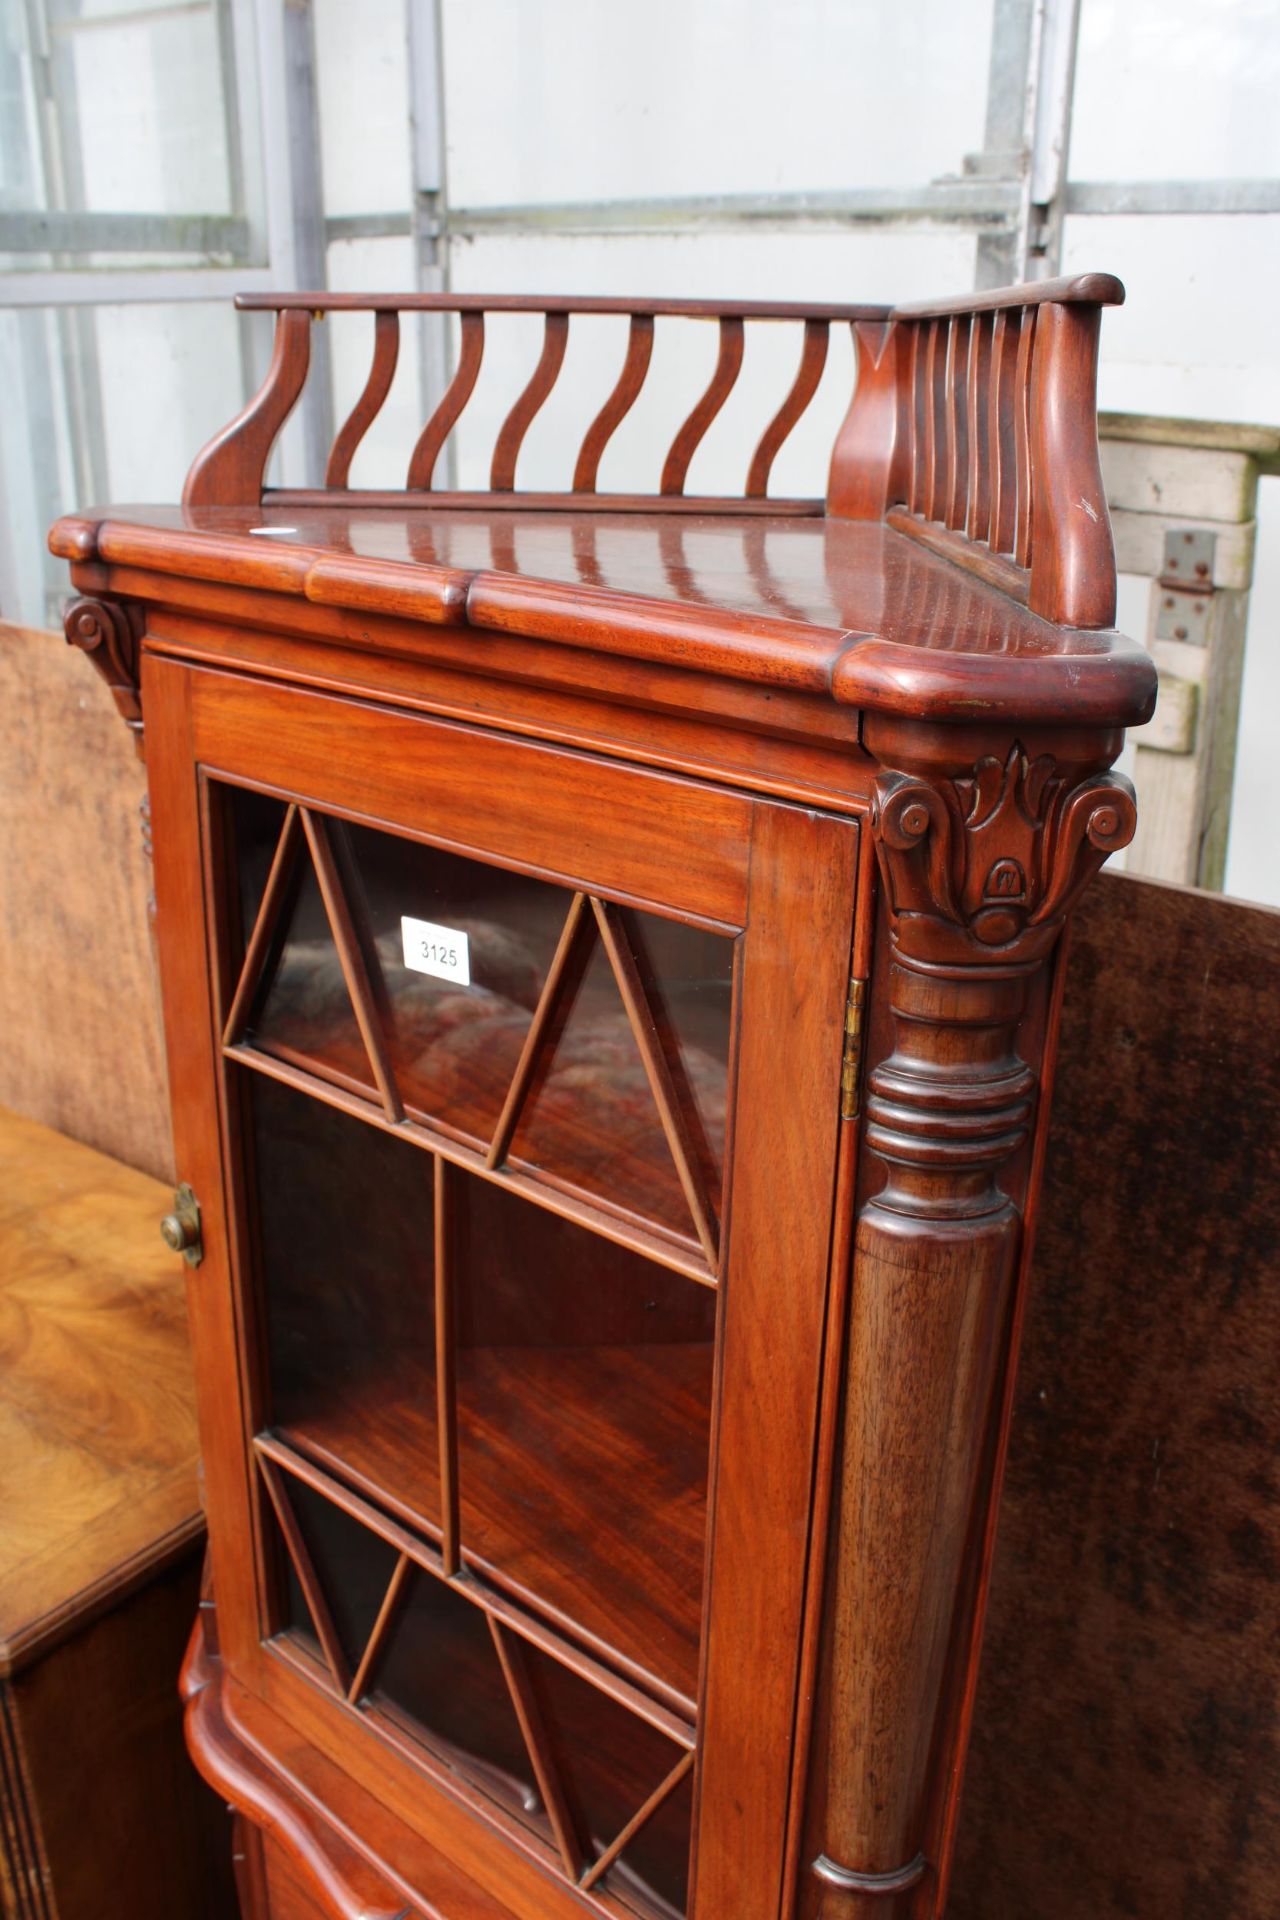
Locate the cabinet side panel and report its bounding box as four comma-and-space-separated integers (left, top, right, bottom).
10, 1556, 234, 1920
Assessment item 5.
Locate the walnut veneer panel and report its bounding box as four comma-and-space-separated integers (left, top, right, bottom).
952, 872, 1280, 1920
0, 1107, 200, 1671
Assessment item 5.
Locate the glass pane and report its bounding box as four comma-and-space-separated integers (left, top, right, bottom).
275, 1470, 401, 1677
4, 0, 260, 227
249, 1090, 714, 1705
613, 909, 731, 1209
269, 1471, 552, 1845
1071, 0, 1280, 183
508, 908, 731, 1245
240, 804, 563, 1140
228, 793, 734, 1251
249, 832, 383, 1102
313, 0, 411, 218
341, 822, 566, 1147
441, 0, 995, 203
372, 1572, 547, 1835
233, 787, 289, 946
530, 1651, 693, 1917
248, 1072, 441, 1526
453, 1178, 715, 1705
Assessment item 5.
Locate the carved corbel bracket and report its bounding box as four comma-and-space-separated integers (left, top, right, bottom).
871, 740, 1137, 972
63, 593, 145, 753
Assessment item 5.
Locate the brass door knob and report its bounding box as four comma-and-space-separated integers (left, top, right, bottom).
160, 1184, 203, 1267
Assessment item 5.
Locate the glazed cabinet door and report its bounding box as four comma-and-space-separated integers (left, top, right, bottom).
144, 656, 860, 1920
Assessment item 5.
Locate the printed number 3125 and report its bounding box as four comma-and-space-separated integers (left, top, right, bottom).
400, 915, 471, 987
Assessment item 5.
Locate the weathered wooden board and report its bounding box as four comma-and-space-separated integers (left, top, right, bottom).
952, 870, 1280, 1920
0, 621, 171, 1180
1110, 510, 1255, 590
1100, 439, 1259, 523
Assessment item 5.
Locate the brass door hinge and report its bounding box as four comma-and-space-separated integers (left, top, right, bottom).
841, 976, 866, 1121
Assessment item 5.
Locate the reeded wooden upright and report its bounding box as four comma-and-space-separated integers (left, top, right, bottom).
50, 272, 1154, 1920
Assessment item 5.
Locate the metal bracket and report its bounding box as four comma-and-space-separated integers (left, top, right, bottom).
1156, 527, 1217, 645
841, 977, 866, 1121
1159, 526, 1217, 590
1155, 589, 1212, 647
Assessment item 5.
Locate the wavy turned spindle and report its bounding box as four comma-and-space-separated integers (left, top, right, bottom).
988, 310, 1017, 555
407, 311, 485, 491
923, 321, 943, 522
1013, 307, 1037, 567
906, 328, 924, 516
182, 306, 311, 507
746, 318, 829, 497
660, 315, 745, 495
965, 314, 992, 542
326, 310, 400, 488
491, 312, 570, 492
573, 314, 655, 493
943, 315, 970, 531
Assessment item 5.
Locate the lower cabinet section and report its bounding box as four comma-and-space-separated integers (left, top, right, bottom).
244, 1819, 412, 1920
182, 1613, 526, 1920
248, 1825, 330, 1920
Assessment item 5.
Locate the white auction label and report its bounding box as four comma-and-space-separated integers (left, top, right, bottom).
401, 916, 471, 986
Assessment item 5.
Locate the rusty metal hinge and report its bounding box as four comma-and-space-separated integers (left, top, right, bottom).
1155, 527, 1217, 646
841, 976, 866, 1121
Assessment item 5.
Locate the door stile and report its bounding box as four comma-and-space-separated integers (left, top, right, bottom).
199, 770, 291, 1655
142, 653, 266, 1671
778, 808, 879, 1919
692, 801, 860, 1920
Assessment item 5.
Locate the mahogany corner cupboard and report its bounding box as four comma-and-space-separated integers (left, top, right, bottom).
49, 275, 1156, 1920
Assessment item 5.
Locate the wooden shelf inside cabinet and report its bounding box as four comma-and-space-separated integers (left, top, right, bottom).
50, 274, 1156, 1920
266, 1332, 713, 1712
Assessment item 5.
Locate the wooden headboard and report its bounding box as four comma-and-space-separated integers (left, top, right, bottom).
183, 274, 1122, 630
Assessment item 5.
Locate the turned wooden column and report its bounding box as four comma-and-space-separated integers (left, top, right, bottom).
800, 717, 1137, 1919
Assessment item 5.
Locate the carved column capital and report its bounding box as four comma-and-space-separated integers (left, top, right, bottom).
870, 740, 1137, 972
63, 594, 144, 752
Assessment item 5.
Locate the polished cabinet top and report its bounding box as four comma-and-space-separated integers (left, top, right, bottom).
50, 502, 1155, 729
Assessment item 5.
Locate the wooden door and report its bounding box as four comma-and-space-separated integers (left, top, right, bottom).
143, 654, 860, 1920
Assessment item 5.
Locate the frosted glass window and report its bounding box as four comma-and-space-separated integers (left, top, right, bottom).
440, 0, 995, 206
1071, 0, 1280, 183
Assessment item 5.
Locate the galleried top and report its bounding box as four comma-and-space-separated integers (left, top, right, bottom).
49, 273, 1156, 732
